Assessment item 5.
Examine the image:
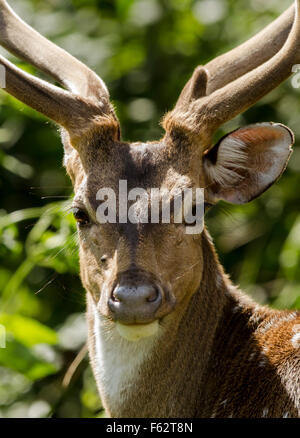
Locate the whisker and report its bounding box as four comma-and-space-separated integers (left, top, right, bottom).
45, 231, 78, 262
35, 274, 58, 295
173, 261, 201, 282
41, 196, 71, 200
30, 186, 72, 189
55, 279, 85, 305
24, 223, 36, 230
61, 201, 74, 214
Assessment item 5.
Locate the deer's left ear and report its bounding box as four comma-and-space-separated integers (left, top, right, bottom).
203, 123, 294, 204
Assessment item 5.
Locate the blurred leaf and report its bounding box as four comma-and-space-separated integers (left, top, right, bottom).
0, 339, 57, 380
116, 0, 135, 19
0, 314, 58, 347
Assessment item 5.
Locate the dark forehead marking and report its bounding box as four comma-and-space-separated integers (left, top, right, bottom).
115, 143, 166, 253
121, 142, 168, 186
84, 141, 165, 209
118, 222, 139, 262
85, 138, 196, 213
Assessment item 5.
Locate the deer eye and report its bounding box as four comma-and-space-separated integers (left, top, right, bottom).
71, 207, 90, 226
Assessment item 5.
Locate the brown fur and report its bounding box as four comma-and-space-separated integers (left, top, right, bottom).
86, 231, 300, 418
62, 127, 299, 418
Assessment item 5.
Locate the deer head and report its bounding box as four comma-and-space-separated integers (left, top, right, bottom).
0, 0, 299, 342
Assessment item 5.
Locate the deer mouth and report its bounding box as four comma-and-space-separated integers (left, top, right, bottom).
115, 320, 160, 342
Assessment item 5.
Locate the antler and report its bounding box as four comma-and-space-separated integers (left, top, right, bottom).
0, 0, 116, 130
166, 1, 300, 149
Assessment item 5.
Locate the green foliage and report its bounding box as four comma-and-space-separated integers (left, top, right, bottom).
0, 0, 299, 418
0, 339, 57, 381
0, 314, 58, 347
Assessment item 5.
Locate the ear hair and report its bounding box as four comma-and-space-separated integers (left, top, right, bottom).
203, 134, 249, 186
203, 123, 294, 205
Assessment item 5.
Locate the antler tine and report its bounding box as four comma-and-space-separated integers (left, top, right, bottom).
198, 0, 300, 139
168, 1, 300, 152
205, 5, 294, 95
0, 0, 112, 111
174, 5, 295, 110
0, 54, 99, 128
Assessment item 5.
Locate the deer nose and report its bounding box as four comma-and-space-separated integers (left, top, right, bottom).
108, 283, 162, 324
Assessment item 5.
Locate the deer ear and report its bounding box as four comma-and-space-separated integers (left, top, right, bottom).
203, 123, 294, 204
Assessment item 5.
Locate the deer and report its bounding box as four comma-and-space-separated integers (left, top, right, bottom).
1, 0, 300, 419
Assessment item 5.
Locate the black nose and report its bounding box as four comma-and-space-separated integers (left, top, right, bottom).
108, 283, 162, 324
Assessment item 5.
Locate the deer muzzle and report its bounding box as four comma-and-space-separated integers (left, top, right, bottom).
108, 282, 163, 325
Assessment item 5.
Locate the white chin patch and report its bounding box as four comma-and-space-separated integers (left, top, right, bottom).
116, 321, 159, 342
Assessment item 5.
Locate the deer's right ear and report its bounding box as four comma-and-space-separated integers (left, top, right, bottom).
203, 123, 294, 205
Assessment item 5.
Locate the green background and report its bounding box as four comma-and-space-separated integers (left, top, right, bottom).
0, 0, 299, 418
